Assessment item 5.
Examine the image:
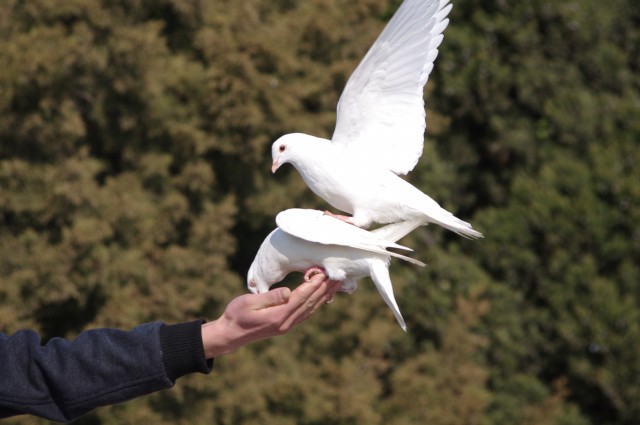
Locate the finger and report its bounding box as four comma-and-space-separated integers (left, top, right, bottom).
312, 280, 343, 308
251, 287, 292, 310
287, 273, 327, 303
324, 282, 342, 304
283, 278, 340, 328
249, 276, 326, 325
292, 280, 341, 325
281, 279, 329, 328
326, 280, 343, 295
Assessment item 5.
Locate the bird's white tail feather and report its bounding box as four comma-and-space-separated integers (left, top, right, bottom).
370, 220, 426, 266
427, 208, 483, 239
370, 259, 407, 331
370, 219, 424, 242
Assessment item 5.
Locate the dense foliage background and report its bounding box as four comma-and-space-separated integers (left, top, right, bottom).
1, 0, 638, 423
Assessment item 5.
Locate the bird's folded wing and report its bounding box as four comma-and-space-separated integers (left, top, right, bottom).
276, 209, 426, 267
331, 0, 452, 175
275, 209, 411, 252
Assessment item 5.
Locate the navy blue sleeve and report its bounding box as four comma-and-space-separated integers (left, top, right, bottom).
0, 320, 212, 423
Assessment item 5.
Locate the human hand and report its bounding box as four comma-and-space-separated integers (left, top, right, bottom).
201, 273, 341, 358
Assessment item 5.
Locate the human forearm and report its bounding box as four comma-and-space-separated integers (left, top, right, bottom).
0, 275, 339, 422
0, 321, 210, 423
0, 323, 169, 422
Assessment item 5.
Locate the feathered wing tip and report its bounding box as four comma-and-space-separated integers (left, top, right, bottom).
370, 259, 407, 331
388, 251, 427, 267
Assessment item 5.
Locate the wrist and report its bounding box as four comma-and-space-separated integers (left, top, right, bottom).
201, 318, 240, 359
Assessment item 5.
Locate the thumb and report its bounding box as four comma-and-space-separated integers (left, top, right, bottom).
254, 287, 291, 309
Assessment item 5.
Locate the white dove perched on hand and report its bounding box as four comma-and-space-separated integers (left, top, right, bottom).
270, 0, 482, 239
247, 209, 426, 331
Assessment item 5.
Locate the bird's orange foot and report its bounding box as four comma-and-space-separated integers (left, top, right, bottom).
304, 266, 326, 281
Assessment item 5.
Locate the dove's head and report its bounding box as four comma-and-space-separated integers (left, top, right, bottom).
247, 260, 272, 294
271, 133, 327, 173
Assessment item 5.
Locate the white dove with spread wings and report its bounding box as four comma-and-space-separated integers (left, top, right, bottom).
247, 209, 425, 330
270, 0, 482, 238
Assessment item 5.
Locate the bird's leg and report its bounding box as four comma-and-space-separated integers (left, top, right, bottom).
304, 267, 343, 304
323, 211, 357, 226
304, 266, 326, 281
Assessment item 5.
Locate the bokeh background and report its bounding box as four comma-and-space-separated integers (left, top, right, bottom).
1, 0, 638, 423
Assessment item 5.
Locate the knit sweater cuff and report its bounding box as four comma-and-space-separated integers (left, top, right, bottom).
159, 320, 213, 382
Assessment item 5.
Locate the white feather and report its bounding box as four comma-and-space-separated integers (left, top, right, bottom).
270, 0, 484, 235
333, 0, 452, 175
247, 209, 426, 330
276, 209, 411, 252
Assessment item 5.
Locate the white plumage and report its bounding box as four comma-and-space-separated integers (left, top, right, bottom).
270, 0, 482, 238
247, 209, 425, 330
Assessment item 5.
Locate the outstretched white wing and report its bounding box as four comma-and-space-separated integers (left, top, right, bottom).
276, 209, 426, 267
332, 0, 452, 175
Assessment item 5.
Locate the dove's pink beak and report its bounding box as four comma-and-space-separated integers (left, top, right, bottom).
271, 160, 280, 174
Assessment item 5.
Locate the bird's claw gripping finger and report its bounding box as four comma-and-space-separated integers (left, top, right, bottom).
304, 267, 326, 281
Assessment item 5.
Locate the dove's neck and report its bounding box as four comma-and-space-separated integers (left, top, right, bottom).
289, 136, 335, 172
287, 136, 356, 214
294, 135, 333, 156
287, 136, 331, 176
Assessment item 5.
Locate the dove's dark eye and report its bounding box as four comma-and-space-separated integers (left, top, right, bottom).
279, 144, 286, 153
